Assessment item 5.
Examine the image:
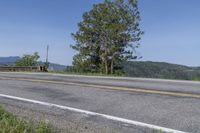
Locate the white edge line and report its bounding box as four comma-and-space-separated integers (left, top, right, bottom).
0, 93, 186, 133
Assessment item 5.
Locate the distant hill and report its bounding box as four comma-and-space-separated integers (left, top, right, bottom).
0, 56, 66, 70
192, 67, 200, 71
0, 56, 20, 66
124, 61, 200, 80
48, 63, 66, 71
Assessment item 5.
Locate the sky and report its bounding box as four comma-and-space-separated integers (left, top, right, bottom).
0, 0, 200, 66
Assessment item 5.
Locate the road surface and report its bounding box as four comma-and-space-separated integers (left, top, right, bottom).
0, 72, 200, 133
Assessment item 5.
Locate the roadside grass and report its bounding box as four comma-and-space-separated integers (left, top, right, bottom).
0, 105, 173, 133
193, 76, 200, 81
0, 106, 53, 133
0, 106, 117, 133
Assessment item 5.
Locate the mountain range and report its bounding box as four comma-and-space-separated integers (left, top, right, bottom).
0, 56, 20, 66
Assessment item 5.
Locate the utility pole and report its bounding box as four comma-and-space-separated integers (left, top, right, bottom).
45, 45, 49, 69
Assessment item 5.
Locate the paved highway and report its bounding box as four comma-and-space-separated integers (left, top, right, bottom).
0, 72, 200, 133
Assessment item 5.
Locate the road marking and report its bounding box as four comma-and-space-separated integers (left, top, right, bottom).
0, 77, 200, 99
0, 93, 186, 133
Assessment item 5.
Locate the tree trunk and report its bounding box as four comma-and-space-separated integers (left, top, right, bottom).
110, 59, 114, 75
104, 45, 109, 75
111, 53, 116, 75
105, 59, 109, 75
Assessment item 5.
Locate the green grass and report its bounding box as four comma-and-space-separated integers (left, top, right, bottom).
0, 106, 53, 133
0, 106, 169, 133
193, 76, 200, 81
48, 70, 125, 77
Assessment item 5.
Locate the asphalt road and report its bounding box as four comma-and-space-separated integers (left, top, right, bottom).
0, 72, 200, 133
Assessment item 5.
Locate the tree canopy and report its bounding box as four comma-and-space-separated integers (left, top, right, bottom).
71, 0, 143, 74
15, 52, 40, 66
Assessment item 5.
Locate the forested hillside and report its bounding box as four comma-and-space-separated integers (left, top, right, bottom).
124, 61, 200, 80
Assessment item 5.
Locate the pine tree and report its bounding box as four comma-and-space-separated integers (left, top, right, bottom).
71, 0, 143, 74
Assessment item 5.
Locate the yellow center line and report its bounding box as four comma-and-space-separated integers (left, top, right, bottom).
1, 77, 200, 99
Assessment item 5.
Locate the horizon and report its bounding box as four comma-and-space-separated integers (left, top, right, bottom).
0, 56, 199, 68
0, 0, 200, 66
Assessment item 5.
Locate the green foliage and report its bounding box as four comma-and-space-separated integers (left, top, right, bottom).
193, 76, 200, 81
0, 106, 53, 133
71, 0, 143, 74
124, 61, 200, 80
44, 62, 50, 69
15, 52, 40, 67
59, 65, 123, 76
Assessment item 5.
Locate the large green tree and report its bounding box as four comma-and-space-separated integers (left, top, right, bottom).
15, 52, 40, 66
71, 0, 143, 74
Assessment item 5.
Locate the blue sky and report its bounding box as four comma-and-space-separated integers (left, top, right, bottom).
0, 0, 200, 66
